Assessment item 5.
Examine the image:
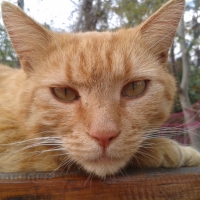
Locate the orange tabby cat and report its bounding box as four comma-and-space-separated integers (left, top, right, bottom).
0, 0, 200, 178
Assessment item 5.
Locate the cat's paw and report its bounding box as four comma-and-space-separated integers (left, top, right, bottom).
131, 137, 200, 168
181, 146, 200, 167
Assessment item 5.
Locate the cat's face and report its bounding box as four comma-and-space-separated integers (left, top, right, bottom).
1, 0, 184, 177
18, 30, 176, 177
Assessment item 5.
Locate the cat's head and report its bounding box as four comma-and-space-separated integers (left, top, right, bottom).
1, 0, 184, 177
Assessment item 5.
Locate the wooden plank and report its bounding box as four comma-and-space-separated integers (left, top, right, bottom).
0, 167, 200, 200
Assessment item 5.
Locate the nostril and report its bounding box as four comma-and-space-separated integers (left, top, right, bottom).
88, 130, 119, 148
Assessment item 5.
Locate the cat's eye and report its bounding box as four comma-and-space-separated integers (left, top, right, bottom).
122, 80, 147, 98
51, 87, 79, 102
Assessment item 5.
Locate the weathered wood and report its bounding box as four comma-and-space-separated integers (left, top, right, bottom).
0, 167, 200, 200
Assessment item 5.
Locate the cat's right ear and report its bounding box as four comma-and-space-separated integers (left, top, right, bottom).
1, 2, 52, 73
138, 0, 185, 63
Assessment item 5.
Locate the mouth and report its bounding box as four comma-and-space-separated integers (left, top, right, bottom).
93, 154, 122, 163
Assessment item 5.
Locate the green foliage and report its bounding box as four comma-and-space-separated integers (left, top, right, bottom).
0, 0, 199, 109
0, 24, 18, 67
189, 66, 200, 104
173, 65, 200, 113
113, 0, 167, 27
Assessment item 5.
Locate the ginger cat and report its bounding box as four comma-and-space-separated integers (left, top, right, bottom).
0, 0, 200, 178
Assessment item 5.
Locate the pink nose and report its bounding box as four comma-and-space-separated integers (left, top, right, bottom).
89, 130, 119, 149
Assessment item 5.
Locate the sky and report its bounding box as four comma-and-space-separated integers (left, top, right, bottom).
0, 0, 198, 60
0, 0, 78, 31
0, 0, 198, 31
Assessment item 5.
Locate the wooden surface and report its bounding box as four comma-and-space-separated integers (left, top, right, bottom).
0, 167, 200, 200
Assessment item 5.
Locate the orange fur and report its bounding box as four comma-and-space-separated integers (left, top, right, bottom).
0, 0, 200, 178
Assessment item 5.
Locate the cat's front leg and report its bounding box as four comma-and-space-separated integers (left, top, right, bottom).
132, 137, 200, 168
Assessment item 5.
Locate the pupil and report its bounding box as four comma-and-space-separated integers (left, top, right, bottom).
131, 83, 135, 90
64, 89, 67, 95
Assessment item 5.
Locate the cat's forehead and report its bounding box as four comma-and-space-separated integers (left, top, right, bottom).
46, 29, 161, 88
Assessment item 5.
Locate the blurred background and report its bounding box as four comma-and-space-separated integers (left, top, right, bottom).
0, 0, 199, 148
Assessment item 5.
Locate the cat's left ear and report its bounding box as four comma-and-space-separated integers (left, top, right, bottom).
1, 2, 53, 73
139, 0, 185, 63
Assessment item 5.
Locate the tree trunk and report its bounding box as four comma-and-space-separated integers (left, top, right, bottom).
178, 17, 200, 150
74, 0, 108, 32
18, 0, 24, 10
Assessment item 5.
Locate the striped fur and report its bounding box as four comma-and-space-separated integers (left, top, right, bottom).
0, 0, 200, 178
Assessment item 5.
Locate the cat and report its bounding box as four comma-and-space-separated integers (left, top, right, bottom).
0, 0, 200, 179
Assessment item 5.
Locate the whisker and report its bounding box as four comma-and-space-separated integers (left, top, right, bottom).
0, 136, 63, 146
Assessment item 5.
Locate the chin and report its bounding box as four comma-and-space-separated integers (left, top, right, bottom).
79, 156, 129, 178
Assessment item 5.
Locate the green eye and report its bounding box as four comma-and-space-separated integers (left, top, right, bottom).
52, 87, 79, 102
122, 80, 147, 98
